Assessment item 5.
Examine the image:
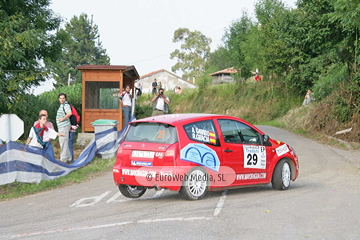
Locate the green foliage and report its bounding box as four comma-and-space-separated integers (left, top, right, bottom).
48, 13, 110, 86
313, 63, 347, 100
170, 28, 212, 80
37, 83, 82, 129
333, 95, 352, 123
0, 0, 65, 114
6, 83, 82, 140
135, 104, 153, 119
221, 12, 253, 79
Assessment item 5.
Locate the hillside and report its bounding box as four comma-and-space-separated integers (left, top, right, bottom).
137, 80, 359, 150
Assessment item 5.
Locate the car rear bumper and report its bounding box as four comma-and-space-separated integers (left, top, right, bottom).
113, 164, 191, 191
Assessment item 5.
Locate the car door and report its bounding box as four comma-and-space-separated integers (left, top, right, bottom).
217, 119, 268, 186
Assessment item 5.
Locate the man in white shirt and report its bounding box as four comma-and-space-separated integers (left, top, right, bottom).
151, 88, 170, 116
119, 85, 132, 127
134, 81, 142, 99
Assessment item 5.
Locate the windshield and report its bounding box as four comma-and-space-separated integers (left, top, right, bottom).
125, 122, 178, 144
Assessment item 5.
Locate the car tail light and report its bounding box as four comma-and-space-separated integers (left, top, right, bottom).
162, 142, 179, 164
115, 144, 124, 164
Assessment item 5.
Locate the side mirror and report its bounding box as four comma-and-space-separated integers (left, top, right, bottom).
263, 135, 272, 146
263, 135, 269, 142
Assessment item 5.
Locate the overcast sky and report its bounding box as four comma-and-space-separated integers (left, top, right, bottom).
33, 0, 296, 95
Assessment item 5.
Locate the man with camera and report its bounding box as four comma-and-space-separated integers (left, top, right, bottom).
151, 88, 170, 116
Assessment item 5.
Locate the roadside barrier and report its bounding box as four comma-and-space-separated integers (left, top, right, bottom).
0, 116, 133, 185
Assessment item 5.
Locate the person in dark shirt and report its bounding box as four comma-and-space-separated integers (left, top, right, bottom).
152, 79, 158, 95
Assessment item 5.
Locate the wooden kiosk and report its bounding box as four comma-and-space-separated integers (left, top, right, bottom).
77, 65, 139, 133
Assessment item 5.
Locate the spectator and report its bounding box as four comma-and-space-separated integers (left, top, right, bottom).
56, 93, 72, 163
302, 89, 314, 105
158, 81, 162, 91
151, 88, 170, 116
152, 79, 158, 95
119, 85, 132, 127
135, 81, 142, 99
178, 87, 183, 94
174, 86, 179, 94
26, 114, 64, 154
34, 110, 55, 159
68, 124, 78, 163
254, 73, 261, 82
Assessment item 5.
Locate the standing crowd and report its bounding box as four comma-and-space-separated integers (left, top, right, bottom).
25, 79, 175, 162
26, 93, 78, 164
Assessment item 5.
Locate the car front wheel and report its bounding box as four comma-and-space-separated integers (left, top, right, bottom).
119, 184, 147, 198
179, 167, 209, 200
272, 159, 291, 190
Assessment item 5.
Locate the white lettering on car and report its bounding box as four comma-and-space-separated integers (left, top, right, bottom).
236, 173, 266, 180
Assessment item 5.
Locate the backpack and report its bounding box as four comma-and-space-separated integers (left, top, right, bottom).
63, 103, 80, 125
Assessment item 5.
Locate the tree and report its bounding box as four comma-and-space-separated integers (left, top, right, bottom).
222, 12, 254, 79
170, 28, 212, 81
49, 13, 110, 86
0, 0, 65, 113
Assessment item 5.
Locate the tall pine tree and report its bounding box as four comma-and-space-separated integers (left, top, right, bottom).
49, 13, 110, 86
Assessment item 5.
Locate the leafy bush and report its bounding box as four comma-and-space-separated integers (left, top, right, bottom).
313, 63, 347, 100
38, 83, 82, 131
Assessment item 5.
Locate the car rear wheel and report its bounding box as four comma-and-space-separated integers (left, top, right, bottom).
179, 167, 209, 200
119, 184, 147, 198
272, 159, 291, 190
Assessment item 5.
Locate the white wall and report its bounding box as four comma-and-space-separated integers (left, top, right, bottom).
139, 70, 197, 94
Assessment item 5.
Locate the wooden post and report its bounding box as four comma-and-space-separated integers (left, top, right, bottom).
81, 71, 86, 132
119, 70, 124, 130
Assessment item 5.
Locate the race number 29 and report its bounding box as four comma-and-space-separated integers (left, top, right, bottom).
243, 145, 266, 169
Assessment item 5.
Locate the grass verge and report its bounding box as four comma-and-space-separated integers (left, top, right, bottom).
0, 157, 115, 201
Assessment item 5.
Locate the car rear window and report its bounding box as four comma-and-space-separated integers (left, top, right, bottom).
125, 122, 178, 144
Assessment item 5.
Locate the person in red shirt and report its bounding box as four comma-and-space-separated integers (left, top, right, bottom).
254, 73, 262, 82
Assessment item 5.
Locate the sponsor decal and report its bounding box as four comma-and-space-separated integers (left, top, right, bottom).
276, 144, 289, 156
192, 126, 211, 143
209, 131, 216, 144
236, 173, 266, 180
122, 169, 156, 177
156, 130, 166, 139
243, 145, 266, 169
131, 161, 153, 167
180, 143, 220, 172
155, 152, 164, 159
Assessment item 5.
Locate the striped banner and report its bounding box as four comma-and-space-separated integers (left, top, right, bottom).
0, 116, 133, 185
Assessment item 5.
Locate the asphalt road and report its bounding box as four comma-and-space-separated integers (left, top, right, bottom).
1, 126, 359, 240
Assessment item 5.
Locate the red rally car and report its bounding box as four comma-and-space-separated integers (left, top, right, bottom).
113, 113, 299, 200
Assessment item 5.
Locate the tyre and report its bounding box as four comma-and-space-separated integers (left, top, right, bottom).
272, 159, 291, 190
119, 184, 147, 198
179, 167, 209, 200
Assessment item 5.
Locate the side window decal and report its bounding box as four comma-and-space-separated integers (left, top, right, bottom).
183, 120, 218, 145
